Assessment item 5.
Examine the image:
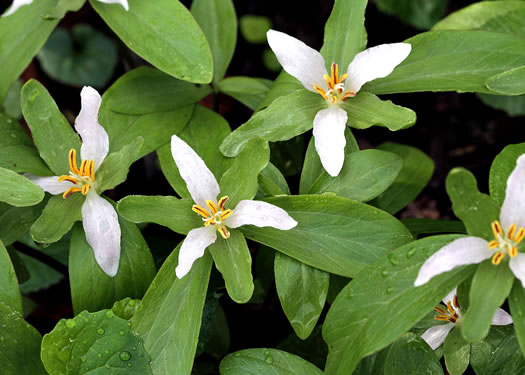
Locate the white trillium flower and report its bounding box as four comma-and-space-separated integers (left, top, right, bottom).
29, 87, 121, 277
421, 288, 512, 350
415, 154, 525, 288
266, 30, 411, 177
171, 135, 298, 279
2, 0, 129, 16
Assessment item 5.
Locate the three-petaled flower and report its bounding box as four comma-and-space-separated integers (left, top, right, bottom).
170, 135, 298, 279
415, 154, 525, 288
2, 0, 129, 16
266, 30, 411, 176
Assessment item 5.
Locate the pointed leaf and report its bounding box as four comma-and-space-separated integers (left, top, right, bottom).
489, 142, 525, 206
0, 167, 44, 207
0, 241, 22, 314
486, 66, 525, 96
374, 0, 449, 30
443, 327, 470, 375
258, 71, 302, 110
0, 200, 47, 246
218, 77, 273, 110
509, 280, 525, 357
258, 162, 291, 196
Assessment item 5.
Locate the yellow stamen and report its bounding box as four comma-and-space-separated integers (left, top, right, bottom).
508, 224, 517, 240
206, 200, 218, 215
81, 184, 90, 195
218, 226, 230, 239
446, 301, 455, 315
511, 246, 518, 257
58, 176, 78, 184
218, 196, 229, 211
69, 149, 80, 175
63, 186, 82, 199
492, 251, 505, 265
492, 221, 503, 237
516, 228, 525, 244
313, 84, 328, 100
453, 295, 460, 309
192, 205, 210, 219
220, 209, 233, 221
488, 240, 499, 249
434, 315, 450, 322
433, 306, 447, 315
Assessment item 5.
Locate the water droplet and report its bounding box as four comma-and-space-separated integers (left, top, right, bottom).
132, 346, 137, 351
119, 330, 125, 336
127, 363, 132, 368
406, 248, 417, 258
97, 354, 102, 358
265, 355, 273, 364
81, 356, 87, 363
65, 319, 76, 328
119, 351, 131, 361
386, 287, 393, 294
84, 318, 89, 323
129, 300, 136, 307
105, 311, 114, 318
104, 350, 109, 354
388, 253, 399, 266
264, 350, 270, 356
381, 269, 389, 278
97, 328, 105, 335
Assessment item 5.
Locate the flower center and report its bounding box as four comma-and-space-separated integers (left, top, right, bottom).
57, 149, 95, 199
488, 220, 524, 265
313, 63, 356, 104
433, 295, 461, 324
192, 196, 233, 239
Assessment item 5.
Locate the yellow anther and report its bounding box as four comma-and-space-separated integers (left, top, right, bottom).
488, 240, 499, 249
511, 246, 518, 257
453, 295, 460, 309
516, 228, 525, 244
63, 186, 81, 199
492, 251, 505, 265
492, 221, 503, 237
206, 200, 218, 215
446, 301, 455, 315
220, 209, 233, 221
218, 226, 230, 239
434, 315, 450, 322
218, 196, 229, 211
58, 176, 78, 184
508, 224, 517, 240
69, 149, 80, 175
313, 84, 328, 100
433, 306, 447, 315
81, 184, 90, 195
192, 205, 210, 219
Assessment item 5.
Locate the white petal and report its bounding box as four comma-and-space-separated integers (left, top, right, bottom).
266, 29, 328, 92
421, 324, 455, 350
510, 253, 525, 288
26, 175, 73, 195
170, 134, 220, 208
97, 0, 129, 11
500, 154, 525, 230
176, 226, 217, 279
226, 200, 297, 230
75, 86, 109, 170
491, 308, 513, 325
2, 0, 33, 17
81, 191, 121, 277
345, 43, 411, 93
442, 288, 458, 306
414, 237, 492, 287
313, 106, 347, 177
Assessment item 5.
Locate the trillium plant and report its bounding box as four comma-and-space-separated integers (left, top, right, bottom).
2, 0, 525, 374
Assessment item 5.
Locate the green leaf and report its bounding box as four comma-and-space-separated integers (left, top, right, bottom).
486, 66, 525, 95
470, 325, 515, 374
218, 77, 273, 110
257, 71, 302, 110
401, 218, 466, 238
18, 251, 63, 294
509, 281, 525, 357
131, 244, 213, 375
90, 0, 213, 84
258, 162, 291, 196
220, 90, 325, 157
208, 230, 254, 303
0, 201, 47, 246
41, 309, 152, 375
0, 167, 44, 207
0, 241, 22, 314
372, 142, 435, 215
220, 348, 323, 375
309, 149, 403, 202
0, 302, 46, 375
375, 0, 449, 30
69, 216, 156, 314
479, 331, 525, 375
112, 298, 140, 321
477, 93, 525, 117
490, 143, 525, 206
239, 15, 272, 44
3, 79, 22, 119
461, 260, 515, 342
95, 137, 143, 192
240, 195, 412, 277
0, 0, 58, 100
443, 327, 470, 375
37, 24, 117, 88
323, 235, 475, 375
274, 253, 329, 340
191, 0, 237, 84
320, 0, 367, 71
365, 31, 525, 94
42, 0, 86, 19
446, 167, 499, 241
341, 92, 417, 131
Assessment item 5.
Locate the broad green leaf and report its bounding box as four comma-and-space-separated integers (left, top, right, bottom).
31, 194, 84, 244
220, 348, 323, 375
90, 0, 213, 84
240, 195, 412, 277
0, 0, 58, 100
258, 162, 291, 196
0, 201, 47, 246
0, 241, 22, 313
218, 77, 273, 110
131, 244, 213, 375
480, 332, 525, 375
220, 90, 325, 157
239, 15, 272, 44
21, 79, 81, 175
401, 218, 466, 238
3, 79, 22, 119
470, 325, 515, 374
375, 0, 449, 30
41, 309, 152, 375
509, 281, 525, 357
446, 167, 499, 240
69, 215, 156, 314
37, 24, 117, 88
477, 93, 525, 117
320, 0, 367, 71
372, 142, 435, 214
0, 302, 46, 375
486, 66, 525, 95
43, 0, 86, 19
277, 327, 328, 370
365, 31, 525, 94
309, 149, 403, 202
208, 230, 253, 303
323, 235, 475, 375
112, 298, 140, 320
341, 92, 417, 131
257, 71, 302, 110
0, 167, 44, 207
383, 333, 444, 374
443, 327, 470, 375
489, 143, 525, 205
274, 253, 329, 340
191, 0, 237, 84
461, 260, 515, 342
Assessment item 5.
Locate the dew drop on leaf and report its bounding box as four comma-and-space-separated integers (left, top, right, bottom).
97, 328, 105, 335
119, 351, 131, 361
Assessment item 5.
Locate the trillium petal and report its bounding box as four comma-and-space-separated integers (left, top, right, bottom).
176, 226, 217, 279
2, 0, 33, 17
510, 253, 525, 288
345, 43, 411, 93
82, 191, 121, 277
226, 200, 297, 230
442, 288, 458, 306
500, 154, 525, 230
491, 308, 513, 325
75, 86, 109, 170
421, 323, 455, 350
313, 106, 347, 177
26, 175, 73, 195
266, 29, 328, 92
414, 237, 492, 287
170, 134, 220, 208
97, 0, 129, 11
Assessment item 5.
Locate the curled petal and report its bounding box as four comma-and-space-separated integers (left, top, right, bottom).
26, 174, 73, 195
421, 323, 455, 350
176, 226, 217, 279
414, 237, 492, 287
345, 43, 411, 93
170, 135, 220, 208
491, 308, 513, 325
226, 200, 297, 230
510, 253, 525, 288
500, 154, 525, 230
266, 29, 328, 92
313, 106, 347, 177
97, 0, 129, 11
2, 0, 33, 17
82, 191, 121, 277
